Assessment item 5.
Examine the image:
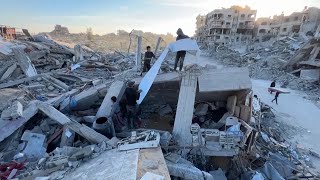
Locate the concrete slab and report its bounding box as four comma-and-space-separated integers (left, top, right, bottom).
137, 147, 171, 180
198, 68, 251, 92
300, 69, 320, 81
64, 149, 139, 180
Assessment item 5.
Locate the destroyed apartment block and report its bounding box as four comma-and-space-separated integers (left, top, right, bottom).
285, 37, 320, 82
1, 27, 319, 179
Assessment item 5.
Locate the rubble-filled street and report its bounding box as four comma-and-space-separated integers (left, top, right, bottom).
1, 2, 320, 180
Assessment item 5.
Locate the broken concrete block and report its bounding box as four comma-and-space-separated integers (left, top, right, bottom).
107, 137, 120, 148
1, 101, 23, 120
82, 116, 95, 123
165, 153, 181, 163
40, 120, 50, 133
143, 160, 158, 170
52, 146, 80, 157
240, 105, 251, 122
227, 96, 237, 115
21, 131, 46, 161
47, 86, 55, 91
140, 172, 164, 180
158, 105, 173, 116
60, 127, 75, 147
234, 106, 240, 117
46, 155, 69, 168
69, 146, 94, 161
31, 126, 43, 134
0, 63, 17, 81
194, 104, 208, 116
209, 168, 227, 180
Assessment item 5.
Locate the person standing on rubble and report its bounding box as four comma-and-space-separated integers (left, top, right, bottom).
271, 91, 280, 105
141, 46, 156, 76
125, 81, 142, 129
174, 28, 189, 71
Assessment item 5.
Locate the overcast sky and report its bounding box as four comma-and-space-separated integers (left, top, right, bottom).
1, 0, 319, 36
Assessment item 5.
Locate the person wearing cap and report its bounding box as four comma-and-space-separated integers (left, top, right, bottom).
174, 28, 189, 71
125, 80, 142, 129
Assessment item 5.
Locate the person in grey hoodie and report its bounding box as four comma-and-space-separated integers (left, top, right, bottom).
174, 28, 189, 71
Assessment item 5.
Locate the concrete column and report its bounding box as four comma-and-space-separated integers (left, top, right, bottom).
136, 36, 142, 71
172, 65, 200, 146
154, 37, 161, 57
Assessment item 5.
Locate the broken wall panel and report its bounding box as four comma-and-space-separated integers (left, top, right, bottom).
95, 81, 125, 118
12, 48, 37, 77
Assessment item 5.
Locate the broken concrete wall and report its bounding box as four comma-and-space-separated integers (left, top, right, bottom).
300, 69, 320, 81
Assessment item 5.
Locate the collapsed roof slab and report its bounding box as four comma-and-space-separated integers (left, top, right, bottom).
198, 68, 252, 92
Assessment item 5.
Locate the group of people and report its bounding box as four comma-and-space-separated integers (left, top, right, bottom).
108, 80, 142, 135
141, 28, 189, 76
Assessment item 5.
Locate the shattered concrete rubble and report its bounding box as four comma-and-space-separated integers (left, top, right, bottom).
206, 34, 320, 105
0, 30, 319, 180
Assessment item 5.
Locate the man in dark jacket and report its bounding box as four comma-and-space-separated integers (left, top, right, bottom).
269, 80, 276, 94
142, 46, 155, 74
125, 80, 142, 129
174, 28, 189, 71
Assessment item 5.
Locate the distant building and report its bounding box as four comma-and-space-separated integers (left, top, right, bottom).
0, 25, 16, 40
254, 7, 320, 39
195, 5, 257, 47
52, 24, 69, 34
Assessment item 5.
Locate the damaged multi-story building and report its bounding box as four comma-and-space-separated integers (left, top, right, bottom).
195, 6, 257, 47
255, 7, 320, 40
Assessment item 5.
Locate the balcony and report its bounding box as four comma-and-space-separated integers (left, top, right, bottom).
237, 24, 254, 29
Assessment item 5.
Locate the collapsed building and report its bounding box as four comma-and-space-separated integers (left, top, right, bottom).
255, 7, 320, 40
195, 5, 257, 47
0, 27, 319, 180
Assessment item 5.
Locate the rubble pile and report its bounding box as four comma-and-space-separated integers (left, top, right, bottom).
209, 36, 320, 100
250, 102, 320, 179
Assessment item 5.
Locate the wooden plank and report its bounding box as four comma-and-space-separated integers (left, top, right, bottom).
0, 63, 17, 81
38, 103, 109, 143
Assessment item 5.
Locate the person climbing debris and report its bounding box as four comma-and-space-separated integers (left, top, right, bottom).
271, 91, 280, 105
110, 96, 126, 132
125, 80, 142, 129
174, 28, 189, 71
